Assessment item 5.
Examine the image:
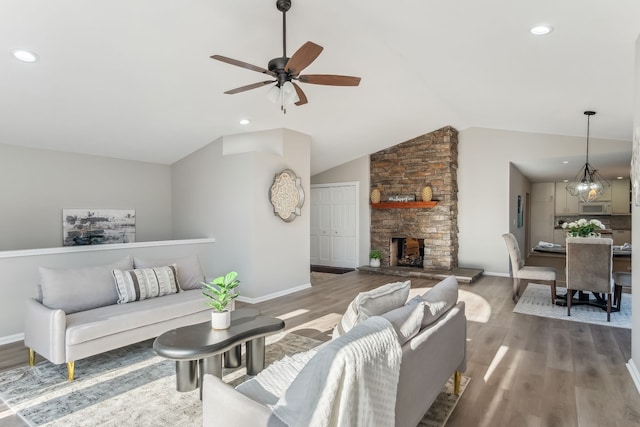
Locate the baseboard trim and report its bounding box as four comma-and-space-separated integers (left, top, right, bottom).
482, 272, 510, 278
627, 358, 640, 395
0, 333, 24, 346
237, 283, 312, 304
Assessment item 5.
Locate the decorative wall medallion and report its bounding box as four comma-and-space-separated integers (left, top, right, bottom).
270, 169, 305, 222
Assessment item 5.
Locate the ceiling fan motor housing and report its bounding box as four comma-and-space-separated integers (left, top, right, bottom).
268, 57, 291, 86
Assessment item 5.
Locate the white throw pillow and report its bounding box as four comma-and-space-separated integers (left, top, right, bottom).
419, 275, 459, 328
332, 280, 410, 339
381, 298, 425, 345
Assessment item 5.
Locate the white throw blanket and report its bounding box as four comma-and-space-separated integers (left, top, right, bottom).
271, 316, 402, 427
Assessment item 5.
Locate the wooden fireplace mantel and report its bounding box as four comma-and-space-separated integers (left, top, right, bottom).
370, 201, 438, 209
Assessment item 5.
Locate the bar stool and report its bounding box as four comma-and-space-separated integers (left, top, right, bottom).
613, 272, 632, 311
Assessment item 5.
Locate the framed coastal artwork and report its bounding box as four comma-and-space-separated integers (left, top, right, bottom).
63, 209, 136, 246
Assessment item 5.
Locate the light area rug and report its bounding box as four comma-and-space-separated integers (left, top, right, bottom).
0, 332, 468, 427
514, 283, 631, 329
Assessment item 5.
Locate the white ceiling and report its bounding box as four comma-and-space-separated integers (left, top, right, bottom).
2, 0, 639, 177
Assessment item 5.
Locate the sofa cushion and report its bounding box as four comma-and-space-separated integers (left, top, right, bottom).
134, 255, 204, 290
65, 289, 208, 345
418, 275, 459, 328
333, 280, 410, 339
113, 265, 179, 304
381, 298, 425, 345
39, 256, 133, 314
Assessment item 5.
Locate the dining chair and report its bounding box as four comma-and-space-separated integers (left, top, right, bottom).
502, 233, 557, 303
566, 237, 614, 321
613, 271, 632, 311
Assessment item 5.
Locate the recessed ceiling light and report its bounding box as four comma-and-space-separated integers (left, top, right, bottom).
562, 160, 569, 164
530, 25, 553, 36
12, 49, 39, 62
617, 176, 624, 180
563, 179, 569, 183
239, 119, 250, 125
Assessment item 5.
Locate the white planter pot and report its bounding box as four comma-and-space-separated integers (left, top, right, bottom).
369, 258, 381, 268
211, 310, 231, 330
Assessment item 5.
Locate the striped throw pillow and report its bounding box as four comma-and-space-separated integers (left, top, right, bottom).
112, 265, 180, 304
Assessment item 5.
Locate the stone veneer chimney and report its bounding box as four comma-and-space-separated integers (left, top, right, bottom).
370, 127, 458, 270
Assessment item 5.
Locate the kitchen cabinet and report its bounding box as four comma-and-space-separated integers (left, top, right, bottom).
553, 229, 567, 245
612, 230, 631, 246
554, 182, 579, 214
611, 179, 631, 214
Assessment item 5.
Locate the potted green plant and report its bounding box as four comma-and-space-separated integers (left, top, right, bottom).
369, 249, 382, 268
202, 271, 240, 329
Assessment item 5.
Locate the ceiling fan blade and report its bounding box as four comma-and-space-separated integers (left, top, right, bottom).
285, 41, 324, 76
211, 55, 276, 77
224, 81, 275, 95
292, 82, 308, 106
298, 74, 361, 86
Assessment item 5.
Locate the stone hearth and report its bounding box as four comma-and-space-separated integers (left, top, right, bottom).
370, 127, 458, 271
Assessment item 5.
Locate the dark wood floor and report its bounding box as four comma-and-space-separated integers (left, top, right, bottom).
1, 272, 639, 426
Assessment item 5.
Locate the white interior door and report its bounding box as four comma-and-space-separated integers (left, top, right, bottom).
310, 183, 358, 268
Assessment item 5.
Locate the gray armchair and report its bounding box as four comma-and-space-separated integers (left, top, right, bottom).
502, 233, 557, 302
566, 237, 614, 321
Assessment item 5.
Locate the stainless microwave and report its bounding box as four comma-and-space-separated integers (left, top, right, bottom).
578, 201, 612, 215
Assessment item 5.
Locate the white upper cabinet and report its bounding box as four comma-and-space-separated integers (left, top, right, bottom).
554, 182, 579, 215
611, 179, 631, 215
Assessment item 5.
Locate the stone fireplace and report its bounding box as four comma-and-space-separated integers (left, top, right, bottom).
390, 237, 424, 267
370, 127, 458, 271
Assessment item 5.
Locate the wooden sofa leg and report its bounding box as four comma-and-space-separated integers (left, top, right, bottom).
67, 361, 75, 381
28, 348, 35, 366
454, 371, 461, 396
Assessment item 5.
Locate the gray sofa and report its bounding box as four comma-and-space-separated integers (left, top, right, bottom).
24, 254, 211, 380
203, 276, 467, 427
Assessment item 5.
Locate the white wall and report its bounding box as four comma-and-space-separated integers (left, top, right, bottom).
172, 128, 311, 300
0, 143, 172, 251
311, 156, 370, 266
457, 127, 631, 274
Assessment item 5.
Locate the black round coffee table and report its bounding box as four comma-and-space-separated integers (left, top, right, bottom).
153, 308, 285, 398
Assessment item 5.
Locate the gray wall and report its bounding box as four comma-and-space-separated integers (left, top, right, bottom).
311, 156, 370, 267
0, 239, 216, 341
0, 143, 172, 251
457, 127, 631, 274
172, 128, 311, 300
310, 129, 631, 275
630, 34, 640, 392
508, 163, 531, 255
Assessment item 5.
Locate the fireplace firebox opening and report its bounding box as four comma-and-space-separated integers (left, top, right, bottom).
390, 237, 425, 268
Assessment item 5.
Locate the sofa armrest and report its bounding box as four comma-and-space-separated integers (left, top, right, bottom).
202, 374, 286, 427
24, 298, 67, 364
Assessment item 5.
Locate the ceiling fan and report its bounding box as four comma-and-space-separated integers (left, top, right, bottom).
211, 0, 361, 112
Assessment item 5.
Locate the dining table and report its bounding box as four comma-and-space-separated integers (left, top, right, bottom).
532, 243, 631, 309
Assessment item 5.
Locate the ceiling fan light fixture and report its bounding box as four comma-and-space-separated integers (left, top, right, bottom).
565, 111, 609, 203
267, 85, 281, 103
282, 81, 299, 104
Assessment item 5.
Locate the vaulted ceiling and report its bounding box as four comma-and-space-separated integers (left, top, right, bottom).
2, 0, 639, 176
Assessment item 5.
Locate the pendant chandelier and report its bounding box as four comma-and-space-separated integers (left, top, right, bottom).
566, 111, 609, 203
